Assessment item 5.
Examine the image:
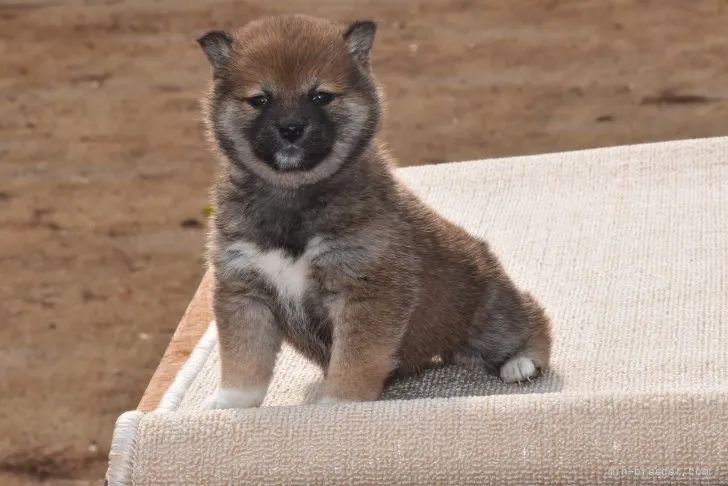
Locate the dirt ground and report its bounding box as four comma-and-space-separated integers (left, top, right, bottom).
1, 0, 727, 483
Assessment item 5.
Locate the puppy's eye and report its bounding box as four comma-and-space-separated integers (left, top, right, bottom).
310, 91, 335, 106
247, 94, 270, 108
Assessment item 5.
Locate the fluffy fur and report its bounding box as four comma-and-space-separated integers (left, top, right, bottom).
197, 14, 552, 407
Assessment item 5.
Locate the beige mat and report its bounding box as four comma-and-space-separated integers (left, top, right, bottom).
107, 137, 728, 485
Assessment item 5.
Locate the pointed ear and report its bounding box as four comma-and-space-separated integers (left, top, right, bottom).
197, 30, 233, 70
343, 20, 376, 65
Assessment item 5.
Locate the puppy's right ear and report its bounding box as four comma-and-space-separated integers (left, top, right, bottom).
197, 30, 233, 70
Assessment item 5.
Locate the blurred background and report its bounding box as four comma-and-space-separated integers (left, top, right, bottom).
1, 0, 727, 484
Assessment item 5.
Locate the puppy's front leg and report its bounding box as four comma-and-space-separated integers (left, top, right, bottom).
321, 299, 405, 403
205, 291, 282, 410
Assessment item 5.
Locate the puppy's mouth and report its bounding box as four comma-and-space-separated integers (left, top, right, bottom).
273, 145, 306, 171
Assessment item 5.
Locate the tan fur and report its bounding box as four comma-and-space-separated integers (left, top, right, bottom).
228, 17, 353, 95
198, 14, 552, 408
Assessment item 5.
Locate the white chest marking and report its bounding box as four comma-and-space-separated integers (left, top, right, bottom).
221, 238, 326, 307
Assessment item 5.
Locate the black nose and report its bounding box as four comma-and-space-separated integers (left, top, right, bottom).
277, 121, 306, 143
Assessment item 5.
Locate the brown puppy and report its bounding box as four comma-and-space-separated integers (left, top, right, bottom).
197, 14, 552, 408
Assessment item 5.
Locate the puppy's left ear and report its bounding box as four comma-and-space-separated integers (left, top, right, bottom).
197, 30, 233, 71
344, 20, 376, 66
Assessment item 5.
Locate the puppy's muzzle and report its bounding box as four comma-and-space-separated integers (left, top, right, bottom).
276, 120, 308, 143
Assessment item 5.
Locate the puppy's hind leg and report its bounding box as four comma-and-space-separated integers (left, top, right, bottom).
498, 291, 552, 383
453, 284, 552, 384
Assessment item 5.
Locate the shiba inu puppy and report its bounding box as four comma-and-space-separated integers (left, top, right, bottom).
197, 14, 552, 408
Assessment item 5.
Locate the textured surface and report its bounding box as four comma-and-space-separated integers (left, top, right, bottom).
109, 137, 728, 485
6, 1, 728, 482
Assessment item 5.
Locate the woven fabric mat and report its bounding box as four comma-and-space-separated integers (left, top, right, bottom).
107, 137, 728, 485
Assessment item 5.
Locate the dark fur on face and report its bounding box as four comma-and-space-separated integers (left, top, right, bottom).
198, 15, 552, 409
199, 15, 381, 188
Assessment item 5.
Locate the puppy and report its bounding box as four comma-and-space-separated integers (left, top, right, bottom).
197, 14, 552, 409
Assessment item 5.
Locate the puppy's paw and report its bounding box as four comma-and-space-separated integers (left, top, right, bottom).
499, 356, 539, 384
203, 387, 266, 410
318, 395, 348, 405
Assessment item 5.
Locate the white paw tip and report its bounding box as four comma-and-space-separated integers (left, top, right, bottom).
319, 395, 346, 405
203, 387, 266, 410
500, 356, 538, 384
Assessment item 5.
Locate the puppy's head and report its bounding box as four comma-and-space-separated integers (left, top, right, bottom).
198, 15, 381, 188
